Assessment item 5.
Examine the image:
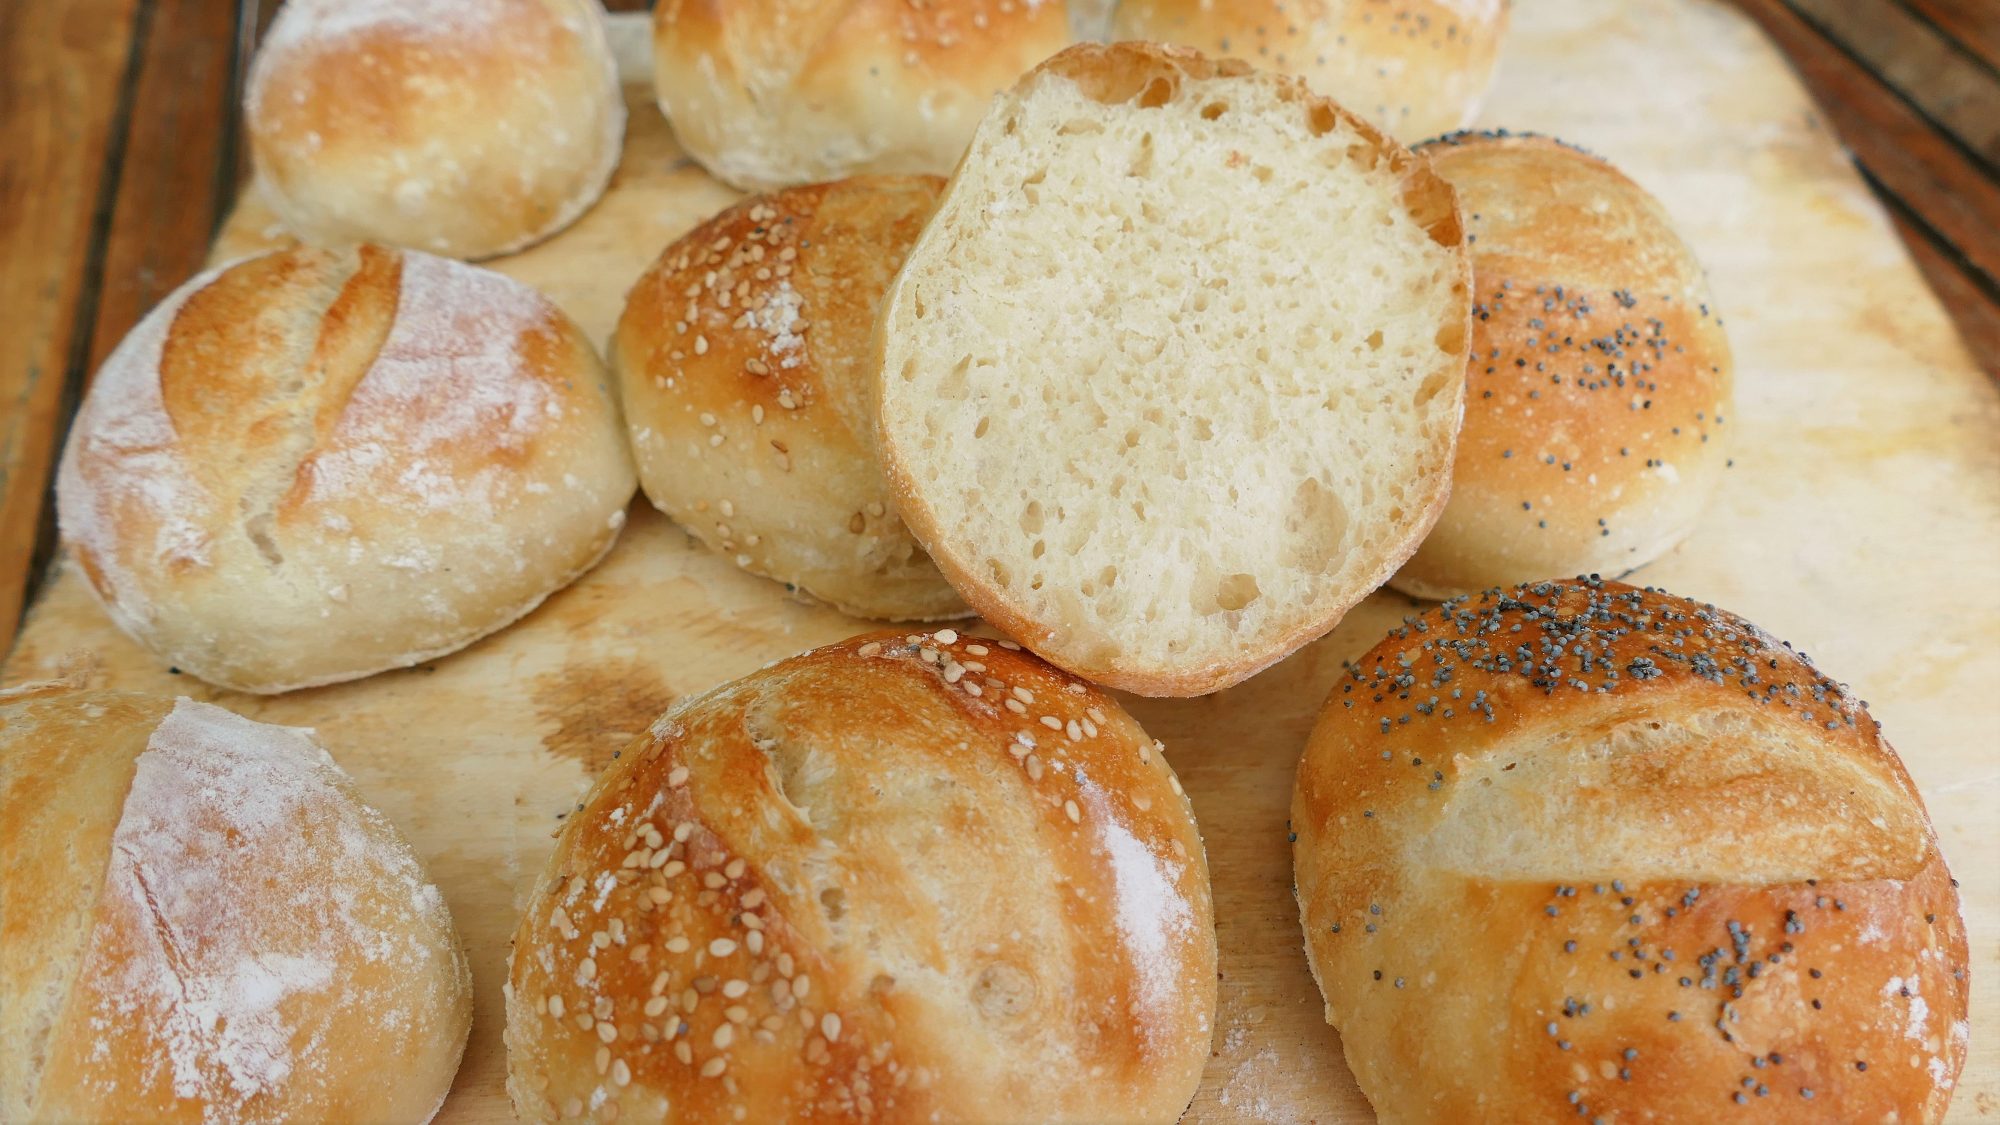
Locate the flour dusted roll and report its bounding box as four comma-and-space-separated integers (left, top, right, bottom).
615, 176, 964, 621
56, 244, 637, 693
1112, 0, 1510, 142
505, 630, 1216, 1122
0, 684, 471, 1122
1392, 131, 1733, 599
651, 0, 1076, 190
247, 0, 624, 260
874, 42, 1471, 696
1292, 579, 1970, 1123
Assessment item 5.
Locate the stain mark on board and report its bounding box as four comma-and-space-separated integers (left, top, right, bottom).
531, 657, 676, 772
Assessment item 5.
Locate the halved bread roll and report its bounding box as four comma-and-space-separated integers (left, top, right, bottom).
873, 42, 1471, 696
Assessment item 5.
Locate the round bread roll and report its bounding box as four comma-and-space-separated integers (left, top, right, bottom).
56, 244, 637, 694
0, 684, 472, 1122
1292, 579, 1970, 1122
1391, 132, 1734, 600
651, 0, 1076, 191
1111, 0, 1511, 142
615, 177, 965, 621
505, 630, 1216, 1122
246, 0, 624, 260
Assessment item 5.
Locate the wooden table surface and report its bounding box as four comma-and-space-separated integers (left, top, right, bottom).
1, 0, 1996, 648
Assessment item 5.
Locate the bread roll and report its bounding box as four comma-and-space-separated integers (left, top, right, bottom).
614, 176, 965, 621
1111, 0, 1510, 142
650, 0, 1076, 191
0, 684, 472, 1122
873, 42, 1470, 696
1390, 132, 1733, 600
505, 630, 1215, 1122
247, 0, 624, 260
56, 244, 637, 693
1292, 578, 1970, 1123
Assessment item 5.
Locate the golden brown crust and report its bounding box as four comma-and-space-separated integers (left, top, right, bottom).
506, 630, 1215, 1121
614, 176, 965, 621
0, 684, 166, 1119
1393, 132, 1734, 599
872, 41, 1471, 697
55, 244, 637, 693
0, 687, 473, 1123
651, 0, 1075, 190
1112, 0, 1511, 142
1292, 579, 1970, 1122
246, 0, 624, 259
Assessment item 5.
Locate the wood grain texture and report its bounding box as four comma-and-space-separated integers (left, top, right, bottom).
6, 5, 1997, 1120
1905, 0, 2000, 72
1736, 0, 2000, 290
0, 0, 144, 647
1884, 186, 2000, 381
1733, 0, 2000, 395
83, 0, 242, 380
1788, 0, 2000, 170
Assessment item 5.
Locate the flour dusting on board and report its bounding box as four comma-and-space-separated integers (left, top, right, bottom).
301, 251, 556, 516
69, 699, 463, 1118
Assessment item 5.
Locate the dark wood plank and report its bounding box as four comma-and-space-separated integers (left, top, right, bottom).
1860, 105, 2000, 384
0, 0, 146, 650
1734, 0, 2000, 294
1901, 0, 2000, 74
1787, 0, 2000, 171
85, 0, 245, 380
1885, 200, 2000, 381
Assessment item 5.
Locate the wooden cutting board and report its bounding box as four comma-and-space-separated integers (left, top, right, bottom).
7, 2, 1996, 1120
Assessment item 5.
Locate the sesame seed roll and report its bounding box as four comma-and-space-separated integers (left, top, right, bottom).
506, 630, 1216, 1122
613, 176, 964, 622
